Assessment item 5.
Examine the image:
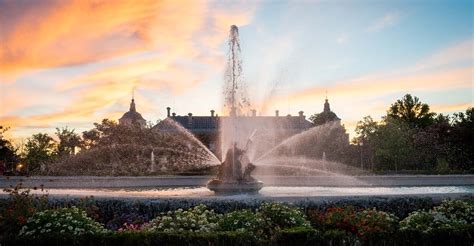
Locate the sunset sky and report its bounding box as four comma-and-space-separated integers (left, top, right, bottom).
0, 0, 472, 140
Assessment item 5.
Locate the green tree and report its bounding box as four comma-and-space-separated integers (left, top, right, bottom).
372, 119, 415, 171
309, 111, 340, 126
55, 127, 82, 156
387, 94, 435, 128
353, 116, 378, 170
0, 126, 19, 173
23, 133, 57, 173
448, 107, 473, 171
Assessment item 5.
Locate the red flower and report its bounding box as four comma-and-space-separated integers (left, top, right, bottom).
17, 215, 26, 225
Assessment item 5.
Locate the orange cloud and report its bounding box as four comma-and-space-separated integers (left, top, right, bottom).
1, 1, 257, 138
431, 102, 473, 113
261, 66, 472, 111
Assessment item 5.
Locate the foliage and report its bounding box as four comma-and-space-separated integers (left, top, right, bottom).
106, 212, 149, 231
55, 127, 81, 156
18, 206, 106, 238
218, 209, 262, 232
2, 199, 474, 245
257, 202, 311, 230
309, 206, 399, 243
0, 185, 48, 239
23, 133, 57, 173
309, 206, 358, 233
355, 208, 399, 241
0, 126, 19, 174
6, 231, 255, 246
352, 94, 472, 172
386, 94, 435, 128
400, 199, 474, 234
47, 119, 213, 175
145, 204, 221, 233
310, 111, 340, 126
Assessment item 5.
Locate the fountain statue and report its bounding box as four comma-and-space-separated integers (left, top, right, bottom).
206, 25, 264, 194
207, 142, 263, 194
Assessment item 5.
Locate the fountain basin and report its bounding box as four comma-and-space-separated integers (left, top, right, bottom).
207, 179, 264, 194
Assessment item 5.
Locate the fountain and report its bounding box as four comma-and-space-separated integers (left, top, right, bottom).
207, 25, 264, 194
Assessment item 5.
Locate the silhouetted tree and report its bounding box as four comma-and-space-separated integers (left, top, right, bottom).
387, 94, 435, 128
56, 127, 82, 156
309, 111, 340, 126
447, 108, 473, 170
23, 133, 57, 172
0, 126, 19, 174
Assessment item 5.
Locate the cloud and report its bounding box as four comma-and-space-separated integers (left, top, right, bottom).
366, 12, 400, 32
258, 38, 473, 123
0, 0, 160, 77
287, 66, 472, 103
0, 0, 255, 79
431, 102, 473, 113
0, 0, 258, 137
412, 39, 474, 71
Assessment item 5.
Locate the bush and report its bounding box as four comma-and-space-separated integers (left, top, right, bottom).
309, 206, 358, 233
355, 208, 398, 243
145, 204, 221, 233
257, 202, 311, 230
0, 185, 48, 239
398, 200, 474, 246
400, 200, 473, 234
6, 231, 255, 246
18, 206, 106, 238
218, 209, 262, 232
432, 199, 474, 224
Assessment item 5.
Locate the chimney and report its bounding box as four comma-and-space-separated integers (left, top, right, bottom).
172, 112, 176, 117
166, 107, 171, 117
299, 111, 305, 123
211, 110, 215, 117
251, 109, 257, 117
188, 113, 193, 126
275, 110, 279, 117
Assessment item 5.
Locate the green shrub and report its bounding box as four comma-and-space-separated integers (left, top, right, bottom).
274, 227, 321, 246
18, 206, 106, 238
257, 202, 311, 230
145, 204, 221, 233
218, 209, 262, 232
432, 199, 474, 224
399, 200, 474, 245
400, 200, 473, 234
6, 231, 255, 246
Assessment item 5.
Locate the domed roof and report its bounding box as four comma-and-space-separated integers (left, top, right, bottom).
120, 110, 145, 121
119, 99, 146, 123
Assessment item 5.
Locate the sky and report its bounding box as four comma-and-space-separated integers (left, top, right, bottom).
0, 0, 473, 141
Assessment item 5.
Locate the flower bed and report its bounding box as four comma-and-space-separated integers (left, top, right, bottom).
1, 186, 473, 245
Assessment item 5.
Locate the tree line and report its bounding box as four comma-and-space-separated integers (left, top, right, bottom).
308, 94, 473, 173
0, 94, 472, 175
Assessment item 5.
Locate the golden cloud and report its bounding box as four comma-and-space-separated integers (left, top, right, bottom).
1, 0, 257, 137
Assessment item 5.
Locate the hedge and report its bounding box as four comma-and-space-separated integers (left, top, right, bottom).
4, 226, 473, 246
